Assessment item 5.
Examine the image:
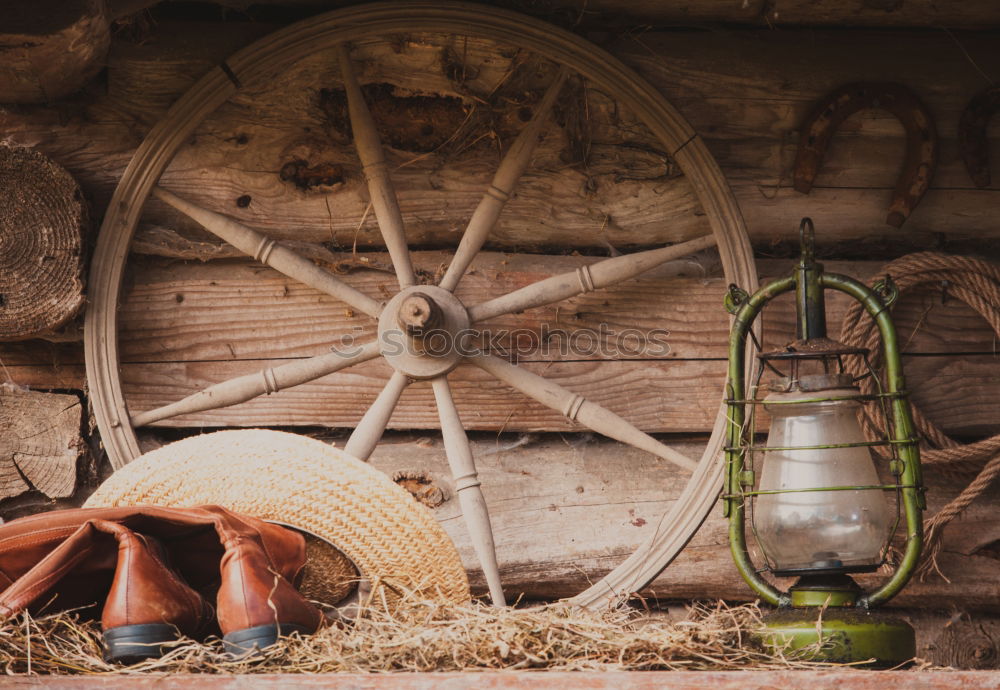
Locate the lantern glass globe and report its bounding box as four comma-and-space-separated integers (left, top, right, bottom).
755, 388, 891, 575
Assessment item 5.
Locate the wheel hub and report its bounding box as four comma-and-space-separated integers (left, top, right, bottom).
377, 285, 470, 379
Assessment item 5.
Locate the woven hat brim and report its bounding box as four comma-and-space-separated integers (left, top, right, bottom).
84, 429, 470, 605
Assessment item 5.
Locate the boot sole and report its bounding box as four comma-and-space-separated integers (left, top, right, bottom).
103, 623, 178, 664
223, 623, 310, 657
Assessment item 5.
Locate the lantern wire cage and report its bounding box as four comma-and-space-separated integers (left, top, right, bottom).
733, 335, 908, 580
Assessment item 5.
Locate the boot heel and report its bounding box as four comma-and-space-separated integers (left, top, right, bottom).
223, 623, 309, 657
103, 623, 178, 664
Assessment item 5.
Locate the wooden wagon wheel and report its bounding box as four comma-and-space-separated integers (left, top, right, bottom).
85, 1, 757, 609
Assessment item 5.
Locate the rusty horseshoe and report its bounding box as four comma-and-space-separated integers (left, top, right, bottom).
793, 82, 938, 228
959, 86, 1000, 189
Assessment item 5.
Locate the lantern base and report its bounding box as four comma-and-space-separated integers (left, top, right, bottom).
757, 608, 915, 667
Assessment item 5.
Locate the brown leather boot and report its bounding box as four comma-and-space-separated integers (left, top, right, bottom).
0, 505, 322, 657
100, 523, 214, 664
208, 510, 324, 656
0, 511, 214, 664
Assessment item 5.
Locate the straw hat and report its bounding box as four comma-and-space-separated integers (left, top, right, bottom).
84, 429, 470, 607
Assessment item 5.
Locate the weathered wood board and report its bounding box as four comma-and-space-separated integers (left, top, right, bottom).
106, 0, 1000, 30
365, 432, 1000, 609
2, 254, 997, 434
1, 27, 999, 253
114, 254, 998, 362
114, 354, 998, 436
578, 0, 1000, 28
113, 253, 1000, 435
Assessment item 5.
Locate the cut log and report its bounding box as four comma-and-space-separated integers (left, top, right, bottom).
0, 386, 80, 499
0, 0, 110, 103
2, 28, 1000, 250
0, 146, 87, 340
108, 0, 1000, 30
582, 0, 1000, 28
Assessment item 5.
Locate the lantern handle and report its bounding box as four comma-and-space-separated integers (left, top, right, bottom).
820, 272, 923, 609
724, 275, 796, 607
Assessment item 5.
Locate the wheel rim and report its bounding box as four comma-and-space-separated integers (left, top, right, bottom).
84, 0, 757, 609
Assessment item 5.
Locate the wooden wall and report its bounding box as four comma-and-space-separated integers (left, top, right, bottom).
2, 1, 1000, 661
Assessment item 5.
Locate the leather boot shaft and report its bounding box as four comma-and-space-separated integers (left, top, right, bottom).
210, 512, 324, 655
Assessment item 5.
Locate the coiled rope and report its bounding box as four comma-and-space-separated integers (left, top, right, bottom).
839, 252, 1000, 577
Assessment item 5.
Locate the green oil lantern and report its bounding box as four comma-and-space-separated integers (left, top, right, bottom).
723, 218, 925, 666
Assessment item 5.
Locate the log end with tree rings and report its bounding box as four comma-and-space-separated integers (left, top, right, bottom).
0, 146, 87, 340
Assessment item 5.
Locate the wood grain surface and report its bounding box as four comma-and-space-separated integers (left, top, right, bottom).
2, 27, 998, 253
0, 387, 80, 499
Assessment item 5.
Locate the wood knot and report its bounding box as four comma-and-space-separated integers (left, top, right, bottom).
933, 621, 1000, 669
279, 159, 345, 191
392, 470, 446, 508
319, 84, 467, 153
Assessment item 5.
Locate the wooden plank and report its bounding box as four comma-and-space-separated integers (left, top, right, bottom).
907, 356, 1000, 436
121, 357, 725, 432
581, 0, 1000, 29
116, 354, 997, 436
617, 29, 1000, 246
0, 341, 84, 389
116, 253, 999, 364
97, 0, 1000, 31
2, 28, 1000, 251
28, 671, 1000, 689
23, 248, 1000, 367
108, 252, 1000, 435
3, 252, 997, 434
362, 433, 1000, 609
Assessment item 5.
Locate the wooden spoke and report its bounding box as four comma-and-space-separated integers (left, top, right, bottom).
337, 43, 416, 290
152, 186, 381, 317
431, 376, 506, 607
343, 370, 409, 461
438, 68, 570, 293
470, 353, 698, 473
469, 234, 716, 323
131, 341, 380, 427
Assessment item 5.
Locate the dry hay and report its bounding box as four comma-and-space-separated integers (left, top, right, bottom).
0, 596, 902, 676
